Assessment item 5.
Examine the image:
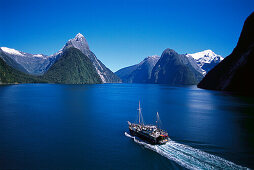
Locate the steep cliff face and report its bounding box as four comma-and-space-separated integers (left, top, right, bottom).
43, 47, 102, 84
198, 12, 254, 95
63, 33, 121, 83
150, 49, 203, 85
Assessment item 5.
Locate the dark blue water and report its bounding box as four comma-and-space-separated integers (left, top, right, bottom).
0, 84, 253, 169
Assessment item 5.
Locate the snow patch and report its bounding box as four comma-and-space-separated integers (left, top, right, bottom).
187, 50, 224, 66
186, 50, 224, 75
148, 55, 160, 59
33, 54, 44, 58
1, 47, 24, 56
75, 33, 85, 39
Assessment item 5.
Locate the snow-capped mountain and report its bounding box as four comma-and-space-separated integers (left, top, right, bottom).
0, 33, 121, 83
0, 47, 56, 75
62, 33, 121, 83
115, 55, 160, 83
186, 50, 224, 75
65, 33, 90, 56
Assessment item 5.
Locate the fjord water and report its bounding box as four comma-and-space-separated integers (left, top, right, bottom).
0, 84, 253, 169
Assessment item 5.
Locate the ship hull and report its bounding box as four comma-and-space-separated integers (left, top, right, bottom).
129, 128, 166, 145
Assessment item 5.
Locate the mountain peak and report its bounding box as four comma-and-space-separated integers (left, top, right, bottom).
202, 49, 216, 56
161, 49, 179, 60
138, 55, 160, 66
163, 48, 176, 54
186, 49, 224, 75
187, 49, 220, 60
65, 33, 90, 52
203, 49, 214, 53
76, 33, 84, 37
63, 33, 120, 83
74, 33, 85, 40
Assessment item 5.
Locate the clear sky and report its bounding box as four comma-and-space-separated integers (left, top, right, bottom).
0, 0, 253, 72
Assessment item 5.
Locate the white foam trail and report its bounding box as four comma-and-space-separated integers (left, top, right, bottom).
125, 132, 248, 170
125, 132, 134, 138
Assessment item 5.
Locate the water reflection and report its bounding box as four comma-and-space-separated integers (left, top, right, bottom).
0, 84, 253, 169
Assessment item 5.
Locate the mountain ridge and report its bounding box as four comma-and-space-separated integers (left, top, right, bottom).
115, 55, 159, 83
198, 12, 254, 95
0, 46, 56, 75
0, 33, 121, 83
42, 47, 102, 84
150, 48, 203, 85
62, 33, 121, 83
0, 52, 46, 84
186, 50, 224, 75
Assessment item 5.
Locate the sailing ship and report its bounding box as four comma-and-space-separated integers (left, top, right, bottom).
128, 101, 169, 145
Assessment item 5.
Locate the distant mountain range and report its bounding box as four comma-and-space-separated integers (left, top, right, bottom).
0, 33, 121, 84
116, 49, 223, 85
0, 47, 56, 75
198, 12, 254, 95
0, 51, 46, 84
115, 55, 160, 83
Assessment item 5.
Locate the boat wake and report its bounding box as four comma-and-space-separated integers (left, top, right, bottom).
125, 132, 248, 170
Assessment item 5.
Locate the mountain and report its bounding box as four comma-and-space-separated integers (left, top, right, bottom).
0, 47, 56, 75
115, 55, 160, 83
0, 33, 121, 83
115, 65, 139, 81
42, 47, 102, 84
150, 49, 203, 85
0, 52, 46, 84
186, 50, 224, 75
198, 12, 254, 95
62, 33, 121, 83
0, 48, 28, 73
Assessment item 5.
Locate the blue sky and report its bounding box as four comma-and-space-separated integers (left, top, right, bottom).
0, 0, 253, 72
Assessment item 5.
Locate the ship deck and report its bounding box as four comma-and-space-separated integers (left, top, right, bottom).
129, 123, 168, 138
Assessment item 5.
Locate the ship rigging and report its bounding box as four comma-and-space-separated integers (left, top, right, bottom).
128, 101, 169, 145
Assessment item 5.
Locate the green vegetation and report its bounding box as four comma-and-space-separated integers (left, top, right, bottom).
0, 47, 102, 84
0, 53, 46, 84
42, 47, 102, 84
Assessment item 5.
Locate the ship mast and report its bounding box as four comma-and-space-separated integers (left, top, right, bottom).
139, 101, 141, 124
156, 112, 161, 130
137, 101, 144, 125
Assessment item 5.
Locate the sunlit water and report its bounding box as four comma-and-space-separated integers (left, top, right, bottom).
0, 84, 253, 169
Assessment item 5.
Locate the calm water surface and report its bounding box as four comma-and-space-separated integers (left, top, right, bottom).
0, 84, 253, 169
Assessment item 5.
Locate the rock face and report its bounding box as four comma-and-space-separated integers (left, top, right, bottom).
150, 49, 203, 85
62, 33, 121, 83
186, 50, 224, 75
115, 55, 160, 83
43, 47, 102, 84
0, 33, 121, 83
0, 47, 56, 75
0, 52, 45, 84
198, 12, 254, 95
